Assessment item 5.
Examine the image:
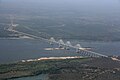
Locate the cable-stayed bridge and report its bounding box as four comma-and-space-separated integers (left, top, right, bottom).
7, 16, 108, 58
49, 37, 108, 57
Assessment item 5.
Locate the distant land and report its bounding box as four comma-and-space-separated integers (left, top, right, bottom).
0, 0, 120, 42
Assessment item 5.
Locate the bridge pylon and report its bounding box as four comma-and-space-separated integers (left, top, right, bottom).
64, 41, 72, 50
58, 39, 65, 48
75, 44, 82, 53
49, 37, 56, 45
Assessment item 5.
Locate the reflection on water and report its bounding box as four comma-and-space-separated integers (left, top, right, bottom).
10, 74, 48, 80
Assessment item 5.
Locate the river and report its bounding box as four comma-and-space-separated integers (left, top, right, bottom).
0, 39, 120, 64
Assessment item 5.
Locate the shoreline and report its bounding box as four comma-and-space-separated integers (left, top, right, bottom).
21, 56, 84, 62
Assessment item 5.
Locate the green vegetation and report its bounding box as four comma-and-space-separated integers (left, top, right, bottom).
0, 58, 89, 80
0, 57, 120, 80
